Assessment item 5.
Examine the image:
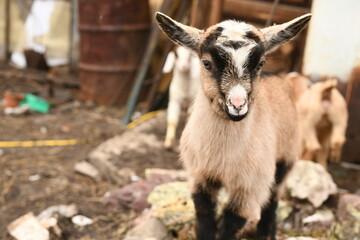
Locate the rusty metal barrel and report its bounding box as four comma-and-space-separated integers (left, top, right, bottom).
78, 0, 150, 105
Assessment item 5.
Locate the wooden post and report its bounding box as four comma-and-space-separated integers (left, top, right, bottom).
191, 0, 224, 28
5, 0, 11, 62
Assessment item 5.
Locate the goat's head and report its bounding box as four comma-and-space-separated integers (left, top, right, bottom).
156, 13, 311, 121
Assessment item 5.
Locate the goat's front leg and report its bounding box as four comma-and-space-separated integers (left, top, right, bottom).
256, 161, 293, 240
192, 179, 220, 240
218, 191, 250, 240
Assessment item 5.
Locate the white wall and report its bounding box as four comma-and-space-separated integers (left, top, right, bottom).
303, 0, 360, 82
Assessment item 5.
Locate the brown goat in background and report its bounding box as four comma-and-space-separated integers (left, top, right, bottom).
286, 72, 348, 169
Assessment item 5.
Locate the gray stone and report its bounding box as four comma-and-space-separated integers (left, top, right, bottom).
337, 193, 360, 221
124, 218, 171, 240
302, 209, 335, 228
286, 160, 337, 207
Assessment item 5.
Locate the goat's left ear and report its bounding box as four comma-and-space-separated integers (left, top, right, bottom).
156, 12, 203, 52
260, 13, 311, 54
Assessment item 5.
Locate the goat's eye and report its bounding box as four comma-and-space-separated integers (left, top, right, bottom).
202, 60, 212, 70
257, 61, 265, 70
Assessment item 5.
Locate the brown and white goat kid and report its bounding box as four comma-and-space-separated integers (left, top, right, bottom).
286, 73, 348, 169
156, 12, 311, 240
163, 46, 201, 149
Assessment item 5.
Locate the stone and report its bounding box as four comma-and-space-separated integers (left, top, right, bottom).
74, 161, 101, 181
277, 200, 294, 222
102, 175, 173, 212
286, 160, 337, 207
71, 215, 93, 226
302, 209, 335, 228
145, 168, 187, 181
124, 218, 171, 240
7, 212, 49, 240
337, 193, 360, 221
148, 181, 195, 231
37, 204, 78, 221
286, 237, 317, 240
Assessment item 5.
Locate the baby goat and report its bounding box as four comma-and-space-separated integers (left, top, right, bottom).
156, 12, 310, 240
286, 73, 348, 169
163, 46, 200, 149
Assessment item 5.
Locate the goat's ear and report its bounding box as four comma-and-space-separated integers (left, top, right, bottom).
156, 12, 203, 52
162, 51, 176, 73
260, 14, 311, 54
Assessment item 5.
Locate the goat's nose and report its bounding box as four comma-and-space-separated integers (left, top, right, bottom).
230, 96, 246, 109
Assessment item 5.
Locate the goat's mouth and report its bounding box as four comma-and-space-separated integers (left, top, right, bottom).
225, 103, 249, 121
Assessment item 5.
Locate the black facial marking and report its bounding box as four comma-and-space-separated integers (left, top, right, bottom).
226, 109, 249, 122
222, 40, 244, 50
245, 42, 265, 79
218, 207, 247, 240
201, 27, 224, 52
245, 30, 261, 43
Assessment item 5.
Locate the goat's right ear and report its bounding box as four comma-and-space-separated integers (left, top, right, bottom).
156, 12, 203, 52
162, 51, 176, 73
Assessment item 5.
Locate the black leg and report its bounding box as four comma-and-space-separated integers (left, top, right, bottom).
218, 205, 247, 240
192, 180, 220, 240
256, 194, 278, 240
256, 161, 293, 240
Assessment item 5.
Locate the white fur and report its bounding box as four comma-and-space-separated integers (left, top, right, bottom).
164, 46, 201, 149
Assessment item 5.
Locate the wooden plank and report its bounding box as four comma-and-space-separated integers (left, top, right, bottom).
262, 0, 312, 7
191, 0, 224, 28
223, 0, 309, 24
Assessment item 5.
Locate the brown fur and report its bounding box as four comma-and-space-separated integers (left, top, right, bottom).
181, 74, 299, 222
285, 73, 348, 168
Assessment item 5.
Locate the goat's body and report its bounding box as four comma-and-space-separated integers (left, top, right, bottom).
181, 74, 299, 221
297, 84, 348, 168
286, 73, 348, 168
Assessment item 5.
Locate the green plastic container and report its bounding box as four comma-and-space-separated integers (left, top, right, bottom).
20, 94, 50, 113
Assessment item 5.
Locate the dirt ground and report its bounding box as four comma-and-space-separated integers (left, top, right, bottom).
0, 68, 359, 240
0, 71, 180, 240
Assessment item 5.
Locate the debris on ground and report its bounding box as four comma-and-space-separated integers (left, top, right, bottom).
71, 215, 94, 227
124, 218, 172, 240
7, 212, 49, 240
74, 161, 102, 181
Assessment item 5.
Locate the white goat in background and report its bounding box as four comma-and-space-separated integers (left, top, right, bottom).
163, 46, 201, 149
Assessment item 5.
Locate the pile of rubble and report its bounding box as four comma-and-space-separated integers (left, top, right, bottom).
105, 161, 359, 240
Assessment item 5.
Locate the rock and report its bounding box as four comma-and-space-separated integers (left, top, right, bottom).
7, 212, 49, 240
337, 193, 360, 221
148, 181, 195, 231
37, 204, 78, 221
330, 219, 360, 240
71, 215, 93, 226
124, 218, 171, 240
302, 209, 335, 228
286, 160, 337, 207
277, 200, 293, 222
102, 175, 174, 212
145, 168, 187, 181
286, 237, 317, 240
74, 161, 101, 181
